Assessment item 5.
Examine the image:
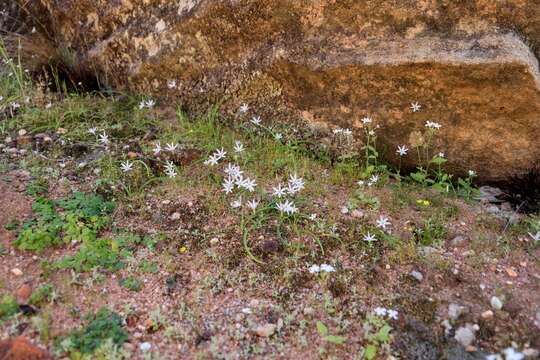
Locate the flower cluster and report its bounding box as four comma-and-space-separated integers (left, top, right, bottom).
357, 174, 380, 188
138, 99, 155, 110
202, 140, 306, 216
308, 264, 336, 274
373, 307, 399, 320
425, 120, 442, 129
486, 347, 526, 360
332, 128, 352, 136
204, 148, 227, 166
276, 199, 298, 215
164, 161, 177, 178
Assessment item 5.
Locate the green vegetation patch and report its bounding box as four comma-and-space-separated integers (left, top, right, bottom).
58, 308, 128, 355
0, 295, 19, 321
14, 192, 114, 252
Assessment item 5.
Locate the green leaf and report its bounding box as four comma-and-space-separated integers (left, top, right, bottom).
364, 344, 377, 360
324, 335, 346, 345
430, 156, 447, 165
316, 321, 328, 336
410, 172, 426, 183
375, 324, 392, 342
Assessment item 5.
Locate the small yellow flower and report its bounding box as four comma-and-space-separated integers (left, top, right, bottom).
416, 199, 430, 206
179, 246, 187, 254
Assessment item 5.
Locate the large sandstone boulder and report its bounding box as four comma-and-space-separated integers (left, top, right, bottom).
14, 0, 540, 182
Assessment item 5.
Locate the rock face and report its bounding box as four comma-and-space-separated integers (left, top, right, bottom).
16, 0, 540, 182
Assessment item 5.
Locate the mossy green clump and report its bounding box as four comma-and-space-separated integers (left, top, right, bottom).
59, 308, 128, 355
29, 284, 54, 306
0, 295, 19, 320
119, 276, 143, 292
14, 192, 115, 252
55, 232, 146, 272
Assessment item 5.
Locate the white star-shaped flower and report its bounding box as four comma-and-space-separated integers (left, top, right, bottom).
98, 132, 109, 145
361, 116, 372, 124
164, 161, 177, 178
247, 199, 259, 210
502, 348, 524, 360
376, 216, 391, 231
239, 103, 249, 113
145, 99, 155, 108
276, 199, 298, 215
387, 309, 399, 320
251, 116, 262, 125
368, 174, 379, 186
425, 120, 442, 129
308, 264, 320, 274
397, 145, 409, 156
374, 307, 387, 317
88, 127, 97, 135
363, 232, 377, 242
224, 163, 243, 180
288, 174, 305, 194
222, 177, 235, 194
239, 177, 256, 192
165, 143, 178, 152
320, 264, 336, 273
203, 155, 220, 166
120, 160, 134, 172
233, 140, 245, 153
153, 142, 162, 155
410, 102, 421, 112
272, 184, 288, 197
213, 148, 227, 161
231, 198, 242, 209
528, 231, 540, 242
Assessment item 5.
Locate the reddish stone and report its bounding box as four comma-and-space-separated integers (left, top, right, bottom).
0, 337, 51, 360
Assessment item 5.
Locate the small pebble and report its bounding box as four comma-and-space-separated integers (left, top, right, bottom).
254, 324, 276, 337
11, 268, 23, 276
481, 310, 494, 319
455, 326, 476, 347
410, 270, 424, 282
139, 342, 152, 351
303, 307, 315, 316
448, 303, 465, 321
490, 296, 503, 310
